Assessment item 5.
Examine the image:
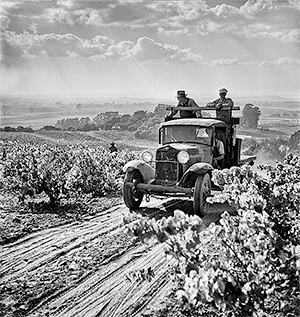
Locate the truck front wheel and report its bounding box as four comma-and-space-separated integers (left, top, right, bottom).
193, 173, 211, 217
123, 170, 144, 209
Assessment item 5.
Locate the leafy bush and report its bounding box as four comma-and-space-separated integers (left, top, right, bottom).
124, 155, 300, 316
241, 104, 261, 129
66, 147, 136, 197
1, 141, 137, 206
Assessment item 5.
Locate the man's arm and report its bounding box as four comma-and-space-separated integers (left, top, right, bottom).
188, 98, 202, 117
220, 98, 234, 108
165, 105, 179, 120
206, 99, 219, 107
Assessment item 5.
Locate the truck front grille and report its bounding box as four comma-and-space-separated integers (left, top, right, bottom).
155, 161, 178, 186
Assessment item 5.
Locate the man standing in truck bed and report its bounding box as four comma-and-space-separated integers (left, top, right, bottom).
206, 88, 234, 122
165, 90, 202, 121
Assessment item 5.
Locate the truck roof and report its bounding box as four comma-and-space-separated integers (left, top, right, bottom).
160, 118, 227, 128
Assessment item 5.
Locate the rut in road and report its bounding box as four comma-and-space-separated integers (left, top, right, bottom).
1, 197, 235, 317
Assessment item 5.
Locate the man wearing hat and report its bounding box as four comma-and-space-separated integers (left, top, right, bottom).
207, 88, 234, 109
165, 90, 202, 121
109, 142, 118, 153
206, 88, 234, 121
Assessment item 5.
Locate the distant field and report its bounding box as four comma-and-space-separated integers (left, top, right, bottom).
258, 116, 299, 135
0, 102, 159, 129
0, 107, 153, 130
1, 96, 299, 131
0, 130, 158, 152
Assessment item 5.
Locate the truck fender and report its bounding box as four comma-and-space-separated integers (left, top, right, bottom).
123, 160, 155, 184
179, 162, 213, 186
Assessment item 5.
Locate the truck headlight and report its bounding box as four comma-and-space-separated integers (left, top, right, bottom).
177, 151, 190, 164
141, 150, 153, 163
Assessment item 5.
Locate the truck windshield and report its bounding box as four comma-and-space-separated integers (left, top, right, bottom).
162, 126, 212, 145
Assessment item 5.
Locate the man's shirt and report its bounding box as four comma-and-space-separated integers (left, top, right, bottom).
215, 139, 225, 156
211, 97, 234, 108
174, 98, 201, 118
206, 97, 234, 122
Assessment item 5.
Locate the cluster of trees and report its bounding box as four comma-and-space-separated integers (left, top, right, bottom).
2, 103, 263, 140
55, 117, 98, 131
54, 103, 262, 138
0, 126, 34, 133
54, 105, 167, 140
241, 103, 261, 129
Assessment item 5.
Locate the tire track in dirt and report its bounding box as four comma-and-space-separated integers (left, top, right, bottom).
40, 242, 175, 317
0, 197, 235, 317
0, 206, 124, 282
0, 198, 173, 284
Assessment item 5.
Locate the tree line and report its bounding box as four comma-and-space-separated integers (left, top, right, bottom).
0, 103, 262, 138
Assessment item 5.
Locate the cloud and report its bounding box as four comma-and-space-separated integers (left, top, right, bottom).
0, 1, 22, 13
0, 14, 10, 29
127, 36, 203, 63
0, 36, 26, 68
271, 29, 300, 44
3, 30, 203, 63
209, 57, 300, 66
3, 0, 299, 44
259, 57, 300, 66
209, 58, 240, 66
4, 30, 82, 58
224, 23, 300, 43
43, 7, 75, 25
203, 1, 299, 42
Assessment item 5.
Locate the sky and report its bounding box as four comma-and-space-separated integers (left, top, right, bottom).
0, 0, 299, 99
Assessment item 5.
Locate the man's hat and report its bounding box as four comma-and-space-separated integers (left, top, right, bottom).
176, 90, 187, 98
110, 142, 115, 145
219, 88, 228, 94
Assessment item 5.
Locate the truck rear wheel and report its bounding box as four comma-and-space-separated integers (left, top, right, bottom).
123, 170, 144, 209
193, 173, 211, 217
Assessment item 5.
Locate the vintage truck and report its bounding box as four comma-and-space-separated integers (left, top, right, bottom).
123, 106, 256, 217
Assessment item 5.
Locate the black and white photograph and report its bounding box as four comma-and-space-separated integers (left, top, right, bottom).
0, 0, 299, 316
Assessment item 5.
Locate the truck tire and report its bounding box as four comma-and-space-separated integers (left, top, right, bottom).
123, 170, 144, 209
193, 173, 211, 217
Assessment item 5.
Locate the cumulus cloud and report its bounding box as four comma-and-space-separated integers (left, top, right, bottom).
3, 0, 299, 44
209, 58, 240, 66
0, 1, 22, 13
5, 31, 82, 58
207, 3, 239, 17
43, 7, 75, 25
0, 14, 10, 29
3, 30, 202, 63
259, 57, 300, 66
209, 57, 300, 67
127, 37, 203, 63
76, 9, 104, 25
224, 23, 300, 43
0, 36, 26, 68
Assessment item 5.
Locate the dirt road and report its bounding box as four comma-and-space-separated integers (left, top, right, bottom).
0, 198, 235, 317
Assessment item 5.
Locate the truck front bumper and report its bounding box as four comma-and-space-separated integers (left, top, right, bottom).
125, 182, 193, 197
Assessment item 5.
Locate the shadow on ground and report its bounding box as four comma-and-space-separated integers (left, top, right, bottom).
133, 198, 237, 224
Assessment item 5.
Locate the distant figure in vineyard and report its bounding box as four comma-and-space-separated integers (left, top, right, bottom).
213, 131, 225, 169
109, 142, 118, 153
206, 88, 234, 122
165, 90, 202, 121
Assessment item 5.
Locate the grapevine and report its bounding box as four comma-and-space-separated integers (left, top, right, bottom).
124, 155, 300, 316
0, 140, 137, 206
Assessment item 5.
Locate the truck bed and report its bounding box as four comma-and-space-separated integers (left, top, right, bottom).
239, 155, 256, 165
